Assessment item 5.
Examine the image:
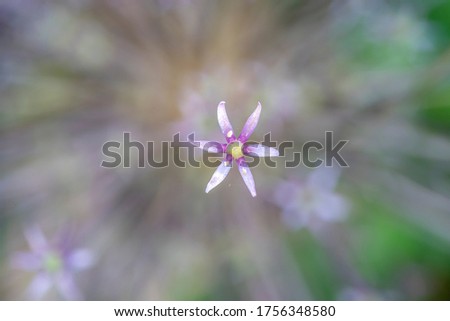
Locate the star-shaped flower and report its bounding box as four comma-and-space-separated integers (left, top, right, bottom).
274, 168, 349, 231
11, 226, 94, 300
195, 101, 279, 197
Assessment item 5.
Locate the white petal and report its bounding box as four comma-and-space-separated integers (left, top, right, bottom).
246, 144, 279, 157
67, 249, 95, 271
217, 101, 235, 142
238, 161, 257, 197
27, 274, 52, 300
239, 102, 262, 142
205, 161, 231, 193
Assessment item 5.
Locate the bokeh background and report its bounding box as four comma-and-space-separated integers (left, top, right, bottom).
1, 0, 450, 300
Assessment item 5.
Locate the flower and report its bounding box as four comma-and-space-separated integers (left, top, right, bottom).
11, 225, 94, 300
274, 167, 349, 230
195, 101, 279, 197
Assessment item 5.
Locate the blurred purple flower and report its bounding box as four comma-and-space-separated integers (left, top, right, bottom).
195, 101, 279, 197
274, 168, 349, 230
11, 226, 94, 300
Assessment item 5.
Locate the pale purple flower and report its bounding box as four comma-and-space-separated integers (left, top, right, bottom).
274, 168, 349, 230
195, 101, 279, 197
11, 226, 94, 300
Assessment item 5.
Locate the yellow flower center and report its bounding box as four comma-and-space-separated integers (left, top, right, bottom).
227, 142, 244, 159
43, 252, 62, 273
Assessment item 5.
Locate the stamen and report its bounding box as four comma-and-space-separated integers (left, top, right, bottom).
230, 143, 244, 159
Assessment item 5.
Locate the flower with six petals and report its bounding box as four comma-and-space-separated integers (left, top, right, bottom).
11, 226, 94, 300
274, 167, 349, 231
195, 101, 279, 197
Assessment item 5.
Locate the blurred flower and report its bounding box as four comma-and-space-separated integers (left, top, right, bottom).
195, 101, 279, 197
11, 226, 94, 300
274, 168, 349, 231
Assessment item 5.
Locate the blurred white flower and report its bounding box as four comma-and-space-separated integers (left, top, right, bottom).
11, 226, 94, 300
274, 168, 350, 231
